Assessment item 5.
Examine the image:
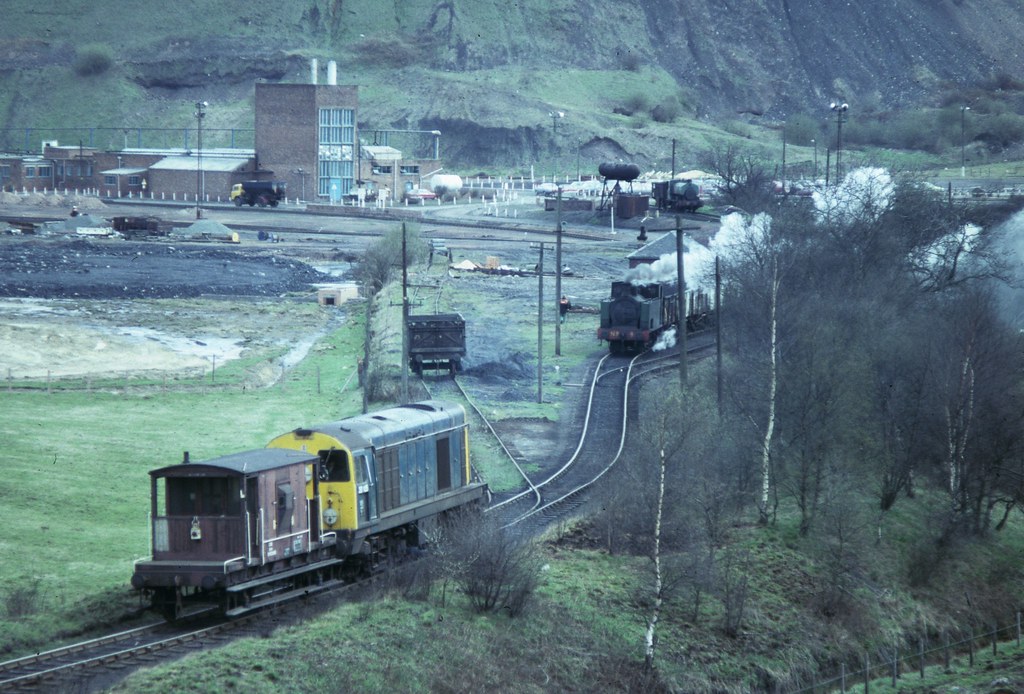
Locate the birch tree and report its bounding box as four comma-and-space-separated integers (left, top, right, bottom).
712, 212, 791, 525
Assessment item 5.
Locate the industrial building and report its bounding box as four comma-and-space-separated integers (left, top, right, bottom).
0, 60, 441, 205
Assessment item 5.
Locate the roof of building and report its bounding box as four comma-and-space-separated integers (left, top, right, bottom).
627, 230, 695, 260
361, 145, 402, 161
121, 147, 254, 157
149, 155, 251, 173
100, 167, 148, 175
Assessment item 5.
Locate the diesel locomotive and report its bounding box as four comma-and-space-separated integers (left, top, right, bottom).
131, 400, 488, 620
597, 280, 712, 353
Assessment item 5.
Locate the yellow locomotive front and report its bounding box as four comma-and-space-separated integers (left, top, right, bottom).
267, 428, 364, 534
267, 401, 487, 565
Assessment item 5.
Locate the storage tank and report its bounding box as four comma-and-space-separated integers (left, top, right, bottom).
598, 162, 641, 181
430, 174, 464, 195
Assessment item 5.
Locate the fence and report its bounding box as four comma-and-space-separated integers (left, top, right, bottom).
788, 611, 1023, 693
6, 364, 346, 396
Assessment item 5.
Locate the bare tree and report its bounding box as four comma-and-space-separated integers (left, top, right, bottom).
714, 213, 792, 525
698, 143, 774, 213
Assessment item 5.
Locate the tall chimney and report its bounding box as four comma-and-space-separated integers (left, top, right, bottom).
327, 60, 337, 86
310, 58, 318, 84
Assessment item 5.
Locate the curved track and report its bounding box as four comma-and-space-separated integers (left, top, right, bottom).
488, 335, 716, 537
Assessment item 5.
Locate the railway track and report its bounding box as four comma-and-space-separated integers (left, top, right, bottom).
0, 575, 377, 693
0, 611, 231, 692
482, 338, 715, 537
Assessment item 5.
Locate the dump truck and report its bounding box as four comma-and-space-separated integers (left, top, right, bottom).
230, 181, 286, 207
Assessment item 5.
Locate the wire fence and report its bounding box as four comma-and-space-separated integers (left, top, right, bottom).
787, 611, 1023, 693
3, 362, 346, 396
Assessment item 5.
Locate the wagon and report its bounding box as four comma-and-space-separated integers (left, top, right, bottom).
407, 313, 466, 374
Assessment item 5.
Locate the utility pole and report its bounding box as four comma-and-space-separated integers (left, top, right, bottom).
194, 101, 207, 219
715, 256, 722, 417
537, 242, 545, 403
362, 281, 371, 414
555, 188, 563, 356
675, 218, 686, 388
401, 223, 409, 404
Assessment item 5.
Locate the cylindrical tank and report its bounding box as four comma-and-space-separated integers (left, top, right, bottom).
327, 60, 337, 85
598, 162, 641, 181
310, 58, 318, 84
430, 174, 463, 194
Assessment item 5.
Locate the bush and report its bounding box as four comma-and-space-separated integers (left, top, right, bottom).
74, 43, 114, 76
651, 97, 682, 123
621, 51, 642, 72
4, 581, 41, 619
453, 515, 542, 617
614, 92, 651, 117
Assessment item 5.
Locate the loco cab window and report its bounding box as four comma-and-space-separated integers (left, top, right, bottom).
318, 449, 351, 482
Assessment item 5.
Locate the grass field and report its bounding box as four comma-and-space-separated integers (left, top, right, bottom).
0, 255, 607, 657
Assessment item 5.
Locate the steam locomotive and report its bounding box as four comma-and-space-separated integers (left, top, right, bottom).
597, 280, 711, 353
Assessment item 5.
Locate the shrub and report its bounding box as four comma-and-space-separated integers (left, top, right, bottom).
74, 43, 114, 76
612, 92, 652, 117
621, 51, 642, 72
651, 97, 682, 123
4, 581, 41, 619
453, 515, 542, 617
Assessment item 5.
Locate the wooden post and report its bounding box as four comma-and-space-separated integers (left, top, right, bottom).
555, 187, 563, 357
401, 222, 409, 404
537, 242, 544, 404
943, 630, 950, 669
992, 623, 998, 656
919, 637, 925, 679
211, 355, 216, 382
715, 256, 722, 416
675, 218, 686, 387
969, 627, 974, 667
840, 662, 846, 693
863, 653, 870, 694
891, 647, 898, 686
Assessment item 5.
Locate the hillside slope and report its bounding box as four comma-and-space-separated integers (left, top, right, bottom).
1, 0, 1022, 167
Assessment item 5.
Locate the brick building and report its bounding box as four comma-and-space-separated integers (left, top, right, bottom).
2, 61, 441, 203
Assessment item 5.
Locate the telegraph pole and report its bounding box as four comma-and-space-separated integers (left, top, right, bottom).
401, 223, 409, 404
715, 256, 723, 417
537, 242, 545, 403
555, 188, 563, 356
675, 218, 686, 388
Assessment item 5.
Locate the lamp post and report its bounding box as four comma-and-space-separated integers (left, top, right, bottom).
549, 111, 564, 134
811, 138, 817, 180
830, 102, 848, 185
961, 105, 970, 178
194, 100, 207, 219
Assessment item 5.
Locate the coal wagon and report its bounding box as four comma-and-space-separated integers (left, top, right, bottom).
407, 313, 466, 374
